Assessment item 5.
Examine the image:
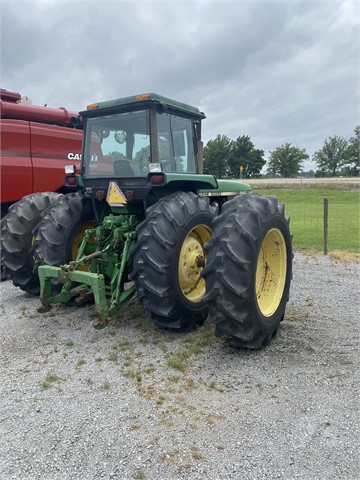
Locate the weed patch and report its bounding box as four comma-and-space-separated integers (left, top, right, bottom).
40, 373, 61, 389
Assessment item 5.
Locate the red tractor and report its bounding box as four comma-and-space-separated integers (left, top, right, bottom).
1, 89, 83, 290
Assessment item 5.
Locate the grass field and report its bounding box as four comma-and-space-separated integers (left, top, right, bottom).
251, 185, 360, 253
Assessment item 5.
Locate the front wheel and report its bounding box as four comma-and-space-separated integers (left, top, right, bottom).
202, 194, 293, 349
130, 192, 218, 331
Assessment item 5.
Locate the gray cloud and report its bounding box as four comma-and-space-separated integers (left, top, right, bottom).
1, 0, 358, 171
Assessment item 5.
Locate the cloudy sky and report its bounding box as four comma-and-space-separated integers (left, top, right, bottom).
1, 0, 358, 171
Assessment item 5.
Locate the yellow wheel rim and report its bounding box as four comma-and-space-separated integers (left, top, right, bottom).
178, 224, 212, 302
71, 221, 96, 271
31, 235, 37, 263
256, 228, 287, 317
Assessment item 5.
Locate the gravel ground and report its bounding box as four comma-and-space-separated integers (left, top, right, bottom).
0, 252, 359, 480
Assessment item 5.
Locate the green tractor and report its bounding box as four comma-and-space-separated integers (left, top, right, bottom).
31, 93, 292, 348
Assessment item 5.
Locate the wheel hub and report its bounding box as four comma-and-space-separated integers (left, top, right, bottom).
179, 237, 203, 291
178, 225, 211, 302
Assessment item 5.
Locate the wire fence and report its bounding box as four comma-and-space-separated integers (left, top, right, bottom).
287, 199, 359, 253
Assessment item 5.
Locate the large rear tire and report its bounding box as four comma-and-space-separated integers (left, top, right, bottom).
32, 192, 96, 273
130, 192, 218, 331
202, 194, 292, 349
1, 192, 62, 294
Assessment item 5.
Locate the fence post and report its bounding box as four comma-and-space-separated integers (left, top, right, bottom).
324, 198, 328, 255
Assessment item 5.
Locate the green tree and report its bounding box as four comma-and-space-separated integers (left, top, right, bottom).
110, 151, 126, 160
313, 135, 348, 177
342, 126, 359, 176
228, 135, 265, 178
267, 143, 308, 177
203, 135, 231, 178
133, 146, 150, 175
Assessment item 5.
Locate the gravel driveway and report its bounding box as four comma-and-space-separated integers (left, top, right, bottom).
0, 253, 359, 480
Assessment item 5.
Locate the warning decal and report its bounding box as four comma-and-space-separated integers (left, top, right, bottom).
106, 182, 127, 207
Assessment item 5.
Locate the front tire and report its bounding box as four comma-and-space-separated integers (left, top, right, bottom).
130, 192, 218, 331
1, 192, 62, 294
203, 194, 292, 349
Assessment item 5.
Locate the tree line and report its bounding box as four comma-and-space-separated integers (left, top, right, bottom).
203, 126, 359, 178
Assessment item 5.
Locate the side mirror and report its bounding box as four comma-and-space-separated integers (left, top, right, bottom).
114, 130, 127, 144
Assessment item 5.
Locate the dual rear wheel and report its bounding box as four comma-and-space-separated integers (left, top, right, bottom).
132, 192, 292, 348
1, 192, 62, 294
1, 192, 96, 295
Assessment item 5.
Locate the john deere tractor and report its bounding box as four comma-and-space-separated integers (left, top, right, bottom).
30, 93, 292, 349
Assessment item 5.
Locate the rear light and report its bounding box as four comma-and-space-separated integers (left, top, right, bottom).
65, 175, 78, 187
150, 174, 165, 185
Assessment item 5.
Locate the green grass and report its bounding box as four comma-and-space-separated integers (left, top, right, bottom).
252, 187, 360, 252
40, 373, 61, 389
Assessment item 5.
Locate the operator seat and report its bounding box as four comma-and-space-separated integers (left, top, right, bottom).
113, 159, 134, 177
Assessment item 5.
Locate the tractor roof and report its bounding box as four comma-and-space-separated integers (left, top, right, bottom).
83, 93, 205, 119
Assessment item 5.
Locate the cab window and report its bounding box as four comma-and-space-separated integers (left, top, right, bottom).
156, 113, 196, 173
83, 110, 150, 177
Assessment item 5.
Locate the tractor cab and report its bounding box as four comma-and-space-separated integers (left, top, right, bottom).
82, 93, 205, 177
66, 94, 207, 213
